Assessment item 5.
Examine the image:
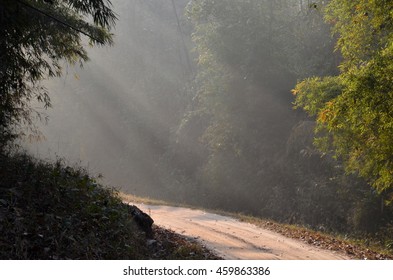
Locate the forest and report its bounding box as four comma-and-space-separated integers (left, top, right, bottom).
1, 0, 393, 257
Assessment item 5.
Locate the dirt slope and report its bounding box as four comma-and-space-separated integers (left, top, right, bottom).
136, 204, 349, 260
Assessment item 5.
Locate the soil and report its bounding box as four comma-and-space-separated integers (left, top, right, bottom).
137, 204, 349, 260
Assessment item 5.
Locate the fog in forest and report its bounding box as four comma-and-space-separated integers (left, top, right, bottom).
24, 0, 392, 234
26, 0, 191, 192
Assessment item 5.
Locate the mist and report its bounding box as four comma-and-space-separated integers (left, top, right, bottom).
23, 0, 391, 234
26, 0, 191, 192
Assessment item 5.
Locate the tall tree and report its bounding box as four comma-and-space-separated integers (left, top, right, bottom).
0, 0, 116, 148
167, 0, 336, 211
293, 0, 393, 200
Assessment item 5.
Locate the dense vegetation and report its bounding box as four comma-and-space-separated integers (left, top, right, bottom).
1, 0, 393, 257
0, 152, 148, 259
153, 0, 393, 241
293, 0, 393, 198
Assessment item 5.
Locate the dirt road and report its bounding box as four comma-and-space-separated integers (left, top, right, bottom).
136, 204, 349, 260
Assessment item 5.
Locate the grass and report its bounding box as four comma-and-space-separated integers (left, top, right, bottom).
0, 152, 217, 260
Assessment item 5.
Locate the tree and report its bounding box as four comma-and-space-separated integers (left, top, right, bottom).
168, 0, 337, 212
0, 0, 116, 149
293, 0, 393, 200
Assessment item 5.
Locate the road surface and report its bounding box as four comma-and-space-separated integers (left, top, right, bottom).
136, 204, 349, 260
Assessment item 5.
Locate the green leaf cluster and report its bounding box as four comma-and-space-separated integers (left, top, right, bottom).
293, 0, 393, 197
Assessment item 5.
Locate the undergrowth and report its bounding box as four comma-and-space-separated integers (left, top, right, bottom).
0, 152, 148, 259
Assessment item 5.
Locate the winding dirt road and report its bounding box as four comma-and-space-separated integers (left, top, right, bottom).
136, 204, 349, 260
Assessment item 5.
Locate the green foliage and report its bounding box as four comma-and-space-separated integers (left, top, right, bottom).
0, 0, 116, 149
292, 76, 342, 116
184, 0, 337, 160
293, 0, 393, 197
162, 0, 393, 239
172, 0, 336, 211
